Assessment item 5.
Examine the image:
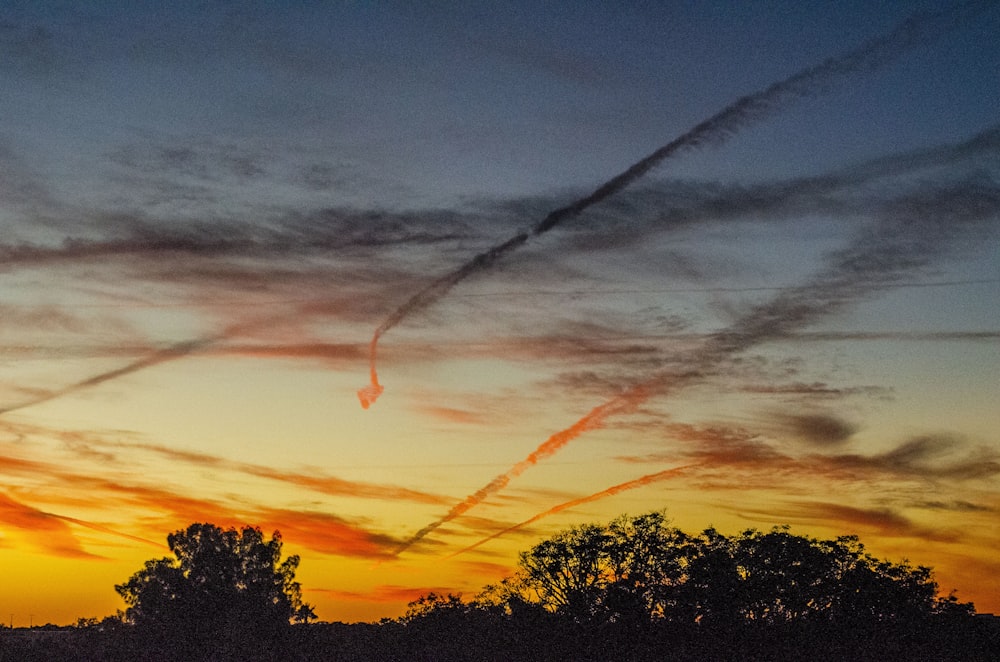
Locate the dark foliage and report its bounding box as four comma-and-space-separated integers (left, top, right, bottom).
491, 512, 973, 629
3, 515, 997, 661
113, 523, 314, 661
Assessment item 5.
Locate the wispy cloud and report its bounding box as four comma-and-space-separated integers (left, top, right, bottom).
654, 422, 1000, 485
825, 435, 1000, 481
357, 3, 990, 407
2, 120, 995, 420
451, 423, 1000, 555
247, 507, 398, 558
395, 170, 1000, 553
0, 491, 108, 559
740, 501, 962, 543
774, 413, 858, 446
115, 439, 450, 506
0, 418, 424, 560
916, 500, 995, 512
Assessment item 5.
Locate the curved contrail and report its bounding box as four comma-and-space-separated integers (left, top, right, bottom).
358, 0, 991, 408
392, 176, 1000, 555
4, 124, 994, 418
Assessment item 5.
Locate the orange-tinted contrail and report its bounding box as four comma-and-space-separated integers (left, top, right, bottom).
394, 177, 1000, 554
392, 382, 659, 554
447, 464, 697, 559
57, 514, 164, 549
358, 1, 988, 408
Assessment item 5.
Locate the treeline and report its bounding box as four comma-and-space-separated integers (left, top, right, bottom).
1, 514, 997, 661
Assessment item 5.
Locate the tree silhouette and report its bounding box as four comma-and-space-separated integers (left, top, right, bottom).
5, 515, 994, 661
115, 523, 314, 660
484, 511, 972, 630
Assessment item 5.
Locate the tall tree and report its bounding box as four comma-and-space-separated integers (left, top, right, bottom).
115, 523, 314, 660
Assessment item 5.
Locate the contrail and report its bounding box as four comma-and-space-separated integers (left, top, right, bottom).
391, 380, 684, 555
0, 314, 287, 417
358, 0, 992, 408
6, 124, 994, 417
56, 513, 164, 548
0, 337, 220, 416
392, 177, 1000, 554
446, 464, 697, 559
391, 388, 653, 553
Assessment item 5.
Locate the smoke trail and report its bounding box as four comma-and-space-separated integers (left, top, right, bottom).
0, 314, 287, 417
10, 124, 992, 417
57, 514, 163, 548
393, 177, 1000, 555
359, 232, 529, 408
447, 465, 697, 559
391, 387, 652, 553
0, 337, 219, 416
358, 0, 992, 408
640, 124, 1000, 232
393, 376, 675, 554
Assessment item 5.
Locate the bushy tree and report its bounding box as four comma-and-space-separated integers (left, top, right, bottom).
488, 512, 971, 629
115, 523, 314, 660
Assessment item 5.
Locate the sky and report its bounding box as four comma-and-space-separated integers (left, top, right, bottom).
1, 1, 998, 625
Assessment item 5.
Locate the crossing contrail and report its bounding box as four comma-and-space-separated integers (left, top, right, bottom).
392, 176, 1000, 555
446, 465, 697, 559
3, 123, 994, 418
358, 0, 992, 409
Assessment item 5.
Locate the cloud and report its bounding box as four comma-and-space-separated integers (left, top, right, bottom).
2, 119, 995, 421
92, 480, 236, 529
0, 417, 433, 563
549, 126, 999, 260
397, 170, 1000, 551
3, 418, 451, 507
741, 382, 893, 399
0, 206, 480, 270
418, 405, 492, 426
248, 507, 398, 559
916, 500, 995, 513
0, 450, 56, 476
827, 435, 1000, 481
777, 413, 858, 445
116, 440, 450, 506
357, 4, 986, 406
784, 330, 1000, 343
747, 501, 963, 543
0, 491, 104, 559
69, 478, 398, 559
656, 421, 1000, 485
0, 336, 223, 416
450, 418, 1000, 554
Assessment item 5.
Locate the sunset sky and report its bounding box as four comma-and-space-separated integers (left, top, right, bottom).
1, 1, 999, 625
